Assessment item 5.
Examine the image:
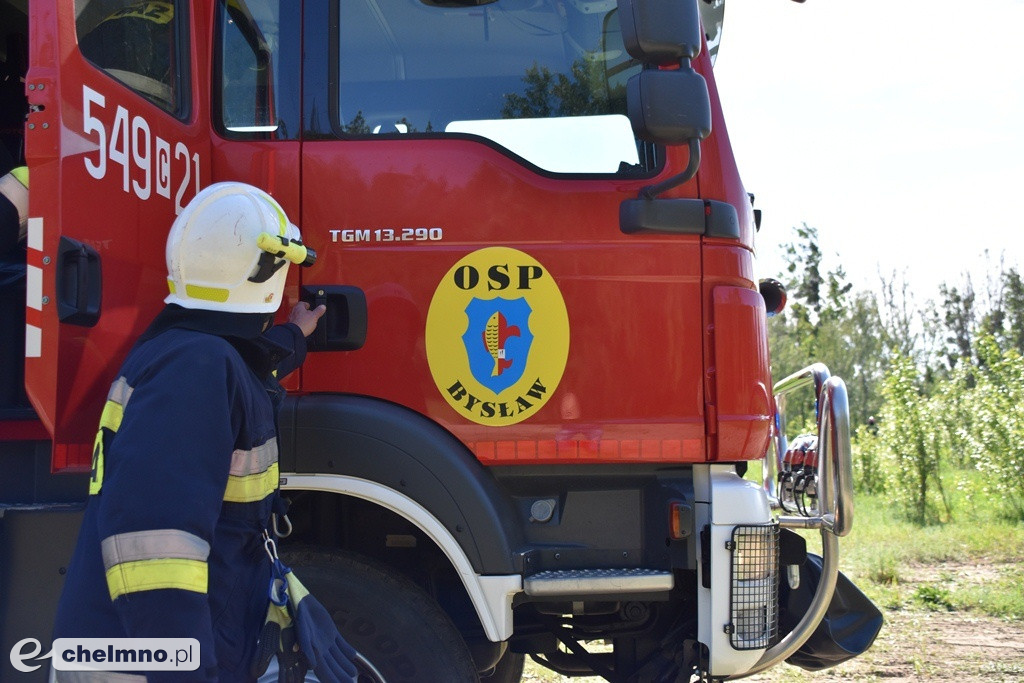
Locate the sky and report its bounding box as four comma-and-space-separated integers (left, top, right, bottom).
712, 0, 1024, 309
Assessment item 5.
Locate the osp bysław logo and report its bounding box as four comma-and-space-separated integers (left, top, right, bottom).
426, 247, 569, 426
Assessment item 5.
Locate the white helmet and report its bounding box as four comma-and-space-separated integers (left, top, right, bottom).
165, 182, 314, 313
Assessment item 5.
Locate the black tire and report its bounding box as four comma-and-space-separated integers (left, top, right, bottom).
479, 650, 524, 683
282, 549, 479, 683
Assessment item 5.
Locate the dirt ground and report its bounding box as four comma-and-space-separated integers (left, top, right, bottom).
746, 607, 1024, 682
756, 562, 1024, 682
523, 563, 1024, 682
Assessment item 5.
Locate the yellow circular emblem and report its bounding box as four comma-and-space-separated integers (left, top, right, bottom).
426, 247, 570, 426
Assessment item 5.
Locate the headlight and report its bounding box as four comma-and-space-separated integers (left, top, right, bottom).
727, 524, 780, 650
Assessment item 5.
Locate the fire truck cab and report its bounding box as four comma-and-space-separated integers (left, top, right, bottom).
0, 0, 873, 681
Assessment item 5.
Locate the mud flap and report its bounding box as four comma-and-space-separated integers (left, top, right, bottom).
780, 553, 883, 671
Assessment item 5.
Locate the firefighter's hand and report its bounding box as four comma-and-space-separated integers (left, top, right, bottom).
289, 302, 327, 337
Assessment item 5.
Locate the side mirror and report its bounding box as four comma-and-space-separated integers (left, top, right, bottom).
617, 0, 711, 199
618, 0, 703, 64
627, 68, 710, 145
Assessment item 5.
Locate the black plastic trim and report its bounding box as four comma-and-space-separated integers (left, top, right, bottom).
56, 236, 101, 327
278, 394, 523, 574
493, 465, 696, 573
700, 524, 711, 589
0, 441, 88, 504
300, 285, 367, 351
173, 0, 191, 121
705, 200, 741, 239
0, 504, 84, 683
619, 198, 739, 239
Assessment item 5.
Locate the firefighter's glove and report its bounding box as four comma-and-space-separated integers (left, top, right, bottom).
251, 598, 310, 683
276, 617, 310, 683
250, 605, 281, 678
285, 571, 359, 683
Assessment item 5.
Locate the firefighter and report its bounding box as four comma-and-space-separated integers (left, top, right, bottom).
0, 165, 26, 236
52, 183, 332, 682
0, 165, 28, 408
0, 166, 27, 260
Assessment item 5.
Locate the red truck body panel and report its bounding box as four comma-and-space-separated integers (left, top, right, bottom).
21, 1, 772, 472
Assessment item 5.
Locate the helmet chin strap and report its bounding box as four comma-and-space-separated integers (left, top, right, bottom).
248, 252, 289, 284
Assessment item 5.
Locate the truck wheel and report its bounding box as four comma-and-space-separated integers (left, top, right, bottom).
479, 650, 525, 682
282, 549, 479, 683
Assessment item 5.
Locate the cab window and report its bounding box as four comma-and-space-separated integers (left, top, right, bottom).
334, 0, 654, 175
215, 0, 299, 139
75, 0, 187, 116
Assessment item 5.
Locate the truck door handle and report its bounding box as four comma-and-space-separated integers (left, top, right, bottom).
56, 236, 102, 327
300, 285, 367, 351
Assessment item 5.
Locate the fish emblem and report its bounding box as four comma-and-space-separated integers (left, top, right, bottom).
462, 297, 534, 395
483, 312, 521, 377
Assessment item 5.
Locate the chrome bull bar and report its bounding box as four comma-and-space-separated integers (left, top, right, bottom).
731, 363, 854, 678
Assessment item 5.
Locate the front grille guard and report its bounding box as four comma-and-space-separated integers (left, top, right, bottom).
766, 363, 853, 537
730, 363, 854, 678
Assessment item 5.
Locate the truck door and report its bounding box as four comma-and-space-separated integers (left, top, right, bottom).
25, 0, 209, 470
297, 0, 708, 461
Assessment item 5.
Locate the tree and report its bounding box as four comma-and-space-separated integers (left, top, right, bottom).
342, 111, 370, 135
770, 225, 885, 426
877, 270, 920, 360
841, 290, 888, 424
782, 223, 824, 317
1003, 268, 1024, 354
937, 279, 976, 370
502, 57, 613, 120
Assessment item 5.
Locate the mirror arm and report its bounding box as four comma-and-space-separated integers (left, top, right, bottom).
640, 138, 701, 199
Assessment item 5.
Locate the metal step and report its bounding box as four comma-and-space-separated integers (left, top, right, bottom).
524, 568, 674, 597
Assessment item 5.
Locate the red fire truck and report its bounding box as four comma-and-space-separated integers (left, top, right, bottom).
0, 0, 876, 680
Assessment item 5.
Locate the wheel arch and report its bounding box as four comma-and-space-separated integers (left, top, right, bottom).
277, 394, 525, 641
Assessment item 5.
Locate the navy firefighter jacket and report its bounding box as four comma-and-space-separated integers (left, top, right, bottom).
53, 306, 307, 682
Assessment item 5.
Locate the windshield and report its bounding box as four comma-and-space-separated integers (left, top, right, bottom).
335, 0, 654, 175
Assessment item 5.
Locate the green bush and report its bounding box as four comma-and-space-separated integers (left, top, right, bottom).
852, 425, 886, 495
874, 358, 952, 524
856, 338, 1024, 523
965, 337, 1024, 520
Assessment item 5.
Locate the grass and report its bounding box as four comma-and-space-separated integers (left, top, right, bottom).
913, 584, 954, 610
845, 491, 1024, 559
743, 461, 1024, 618
951, 565, 1024, 618
524, 467, 1024, 681
796, 491, 1024, 618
